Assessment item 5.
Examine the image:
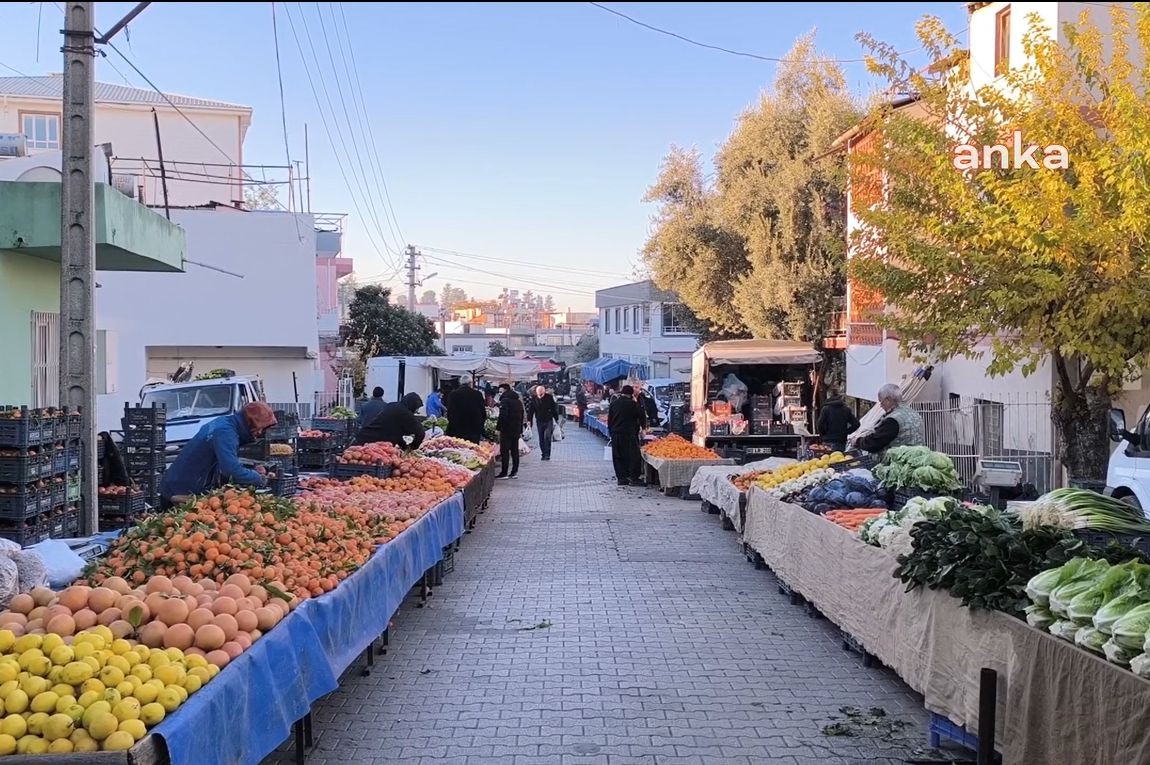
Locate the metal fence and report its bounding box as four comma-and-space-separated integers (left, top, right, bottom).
268, 383, 354, 430
912, 392, 1058, 494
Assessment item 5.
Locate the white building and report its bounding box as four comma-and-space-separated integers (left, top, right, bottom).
595, 280, 698, 381
838, 1, 1149, 489
94, 206, 319, 432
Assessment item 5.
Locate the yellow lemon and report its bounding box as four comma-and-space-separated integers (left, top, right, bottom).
130, 665, 153, 683
147, 652, 170, 670
76, 690, 101, 708
84, 711, 118, 741
184, 654, 207, 670
25, 711, 50, 735
61, 661, 93, 686
105, 655, 130, 675
154, 664, 183, 687
131, 683, 158, 705
62, 704, 85, 724
157, 687, 181, 712
13, 635, 42, 654
81, 655, 101, 674
40, 634, 63, 655
23, 655, 51, 677
51, 684, 72, 699
118, 718, 146, 742
0, 664, 17, 684
182, 674, 202, 694
30, 690, 59, 714
139, 702, 165, 725
19, 675, 48, 698
0, 733, 14, 755
47, 737, 74, 753
72, 642, 95, 661
3, 689, 28, 714
0, 630, 16, 653
80, 700, 111, 728
18, 734, 48, 754
54, 694, 76, 713
167, 684, 187, 703
111, 639, 132, 657
164, 648, 184, 663
43, 712, 75, 742
112, 698, 140, 722
206, 664, 220, 679
124, 649, 144, 666
0, 680, 17, 700
103, 729, 135, 751
99, 666, 125, 688
73, 735, 99, 752
102, 688, 122, 706
81, 678, 105, 696
116, 681, 135, 698
188, 666, 210, 684
0, 714, 26, 739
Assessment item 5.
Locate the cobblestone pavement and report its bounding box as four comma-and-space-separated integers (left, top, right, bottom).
266, 425, 938, 765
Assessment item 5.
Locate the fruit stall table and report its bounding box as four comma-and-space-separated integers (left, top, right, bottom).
741, 488, 1150, 765
461, 459, 498, 529
70, 492, 464, 765
583, 412, 610, 439
640, 453, 737, 498
688, 458, 793, 532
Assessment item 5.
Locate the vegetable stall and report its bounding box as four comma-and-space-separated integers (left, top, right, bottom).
0, 419, 500, 764
732, 446, 1150, 764
638, 435, 737, 498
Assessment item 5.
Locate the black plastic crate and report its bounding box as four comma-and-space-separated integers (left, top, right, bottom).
65, 411, 82, 441
298, 435, 336, 452
50, 446, 80, 476
330, 462, 392, 480
269, 471, 297, 498
125, 452, 166, 472
298, 451, 332, 471
265, 411, 300, 442
1074, 528, 1150, 555
98, 490, 145, 517
66, 473, 81, 504
122, 404, 167, 427
0, 410, 48, 449
121, 429, 166, 450
45, 509, 69, 540
0, 453, 50, 483
63, 508, 80, 538
0, 486, 50, 521
0, 518, 49, 547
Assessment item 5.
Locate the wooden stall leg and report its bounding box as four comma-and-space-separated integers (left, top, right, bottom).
376, 628, 388, 656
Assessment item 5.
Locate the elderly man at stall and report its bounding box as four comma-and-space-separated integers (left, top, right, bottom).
853, 383, 926, 455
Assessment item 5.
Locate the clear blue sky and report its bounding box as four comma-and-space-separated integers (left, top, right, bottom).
1, 2, 967, 311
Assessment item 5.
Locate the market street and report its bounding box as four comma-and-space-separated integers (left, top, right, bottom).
265, 426, 933, 765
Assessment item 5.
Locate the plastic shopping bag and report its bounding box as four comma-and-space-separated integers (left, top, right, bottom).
519, 437, 530, 456
553, 423, 565, 442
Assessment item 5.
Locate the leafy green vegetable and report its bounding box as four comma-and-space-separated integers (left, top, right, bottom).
1074, 626, 1107, 654
895, 504, 1088, 616
1111, 602, 1150, 651
874, 446, 961, 491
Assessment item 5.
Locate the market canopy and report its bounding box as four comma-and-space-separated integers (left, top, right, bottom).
582, 357, 649, 385
421, 355, 543, 380
699, 340, 822, 366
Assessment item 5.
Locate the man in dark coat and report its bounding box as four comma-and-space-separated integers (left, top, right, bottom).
575, 386, 588, 428
816, 389, 860, 453
358, 387, 386, 428
639, 389, 660, 428
527, 386, 561, 461
353, 392, 425, 450
445, 375, 488, 445
608, 385, 644, 486
496, 384, 525, 478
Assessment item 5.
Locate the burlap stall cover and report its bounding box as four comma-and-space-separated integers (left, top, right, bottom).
642, 454, 737, 489
690, 458, 794, 532
742, 489, 1150, 765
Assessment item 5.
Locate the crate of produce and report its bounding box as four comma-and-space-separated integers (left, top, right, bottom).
0, 517, 50, 547
65, 409, 83, 441
63, 508, 81, 537
269, 471, 297, 498
0, 485, 50, 521
125, 451, 166, 473
0, 409, 48, 449
265, 411, 300, 442
297, 433, 336, 451
50, 445, 81, 476
0, 451, 50, 483
311, 418, 357, 445
330, 462, 391, 480
298, 450, 333, 471
48, 480, 66, 509
66, 473, 81, 503
98, 487, 145, 517
44, 507, 70, 540
270, 454, 297, 477
122, 403, 167, 427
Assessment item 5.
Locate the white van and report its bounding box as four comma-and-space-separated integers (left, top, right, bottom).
1106, 406, 1150, 512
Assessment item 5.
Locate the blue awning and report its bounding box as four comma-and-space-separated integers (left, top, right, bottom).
582, 357, 648, 385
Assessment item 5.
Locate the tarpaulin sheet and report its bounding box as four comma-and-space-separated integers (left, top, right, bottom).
695, 339, 822, 366
421, 355, 542, 379
584, 412, 610, 438
154, 493, 464, 765
582, 358, 648, 385
688, 458, 793, 532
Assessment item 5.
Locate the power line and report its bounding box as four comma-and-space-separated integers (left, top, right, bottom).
334, 2, 406, 247
422, 252, 607, 294
0, 60, 57, 96
270, 2, 298, 212
282, 2, 398, 266
418, 245, 632, 279
587, 2, 920, 64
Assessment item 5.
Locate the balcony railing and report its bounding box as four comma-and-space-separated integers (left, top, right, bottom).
848, 323, 884, 346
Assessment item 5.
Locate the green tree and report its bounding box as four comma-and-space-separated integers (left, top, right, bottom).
574, 332, 599, 363
419, 289, 437, 305
440, 284, 468, 310
852, 8, 1150, 480
642, 34, 860, 342
488, 341, 513, 357
344, 285, 440, 359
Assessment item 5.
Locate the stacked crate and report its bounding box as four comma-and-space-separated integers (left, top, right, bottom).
116, 404, 166, 527
296, 432, 338, 472
749, 395, 776, 436
0, 407, 80, 546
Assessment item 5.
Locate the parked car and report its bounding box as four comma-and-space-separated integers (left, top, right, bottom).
1106, 405, 1150, 512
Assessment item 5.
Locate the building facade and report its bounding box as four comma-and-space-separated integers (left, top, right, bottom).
594, 280, 698, 381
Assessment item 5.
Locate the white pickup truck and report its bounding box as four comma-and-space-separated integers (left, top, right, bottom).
1106, 405, 1150, 512
139, 375, 266, 459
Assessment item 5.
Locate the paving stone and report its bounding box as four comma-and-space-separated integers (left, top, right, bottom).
261, 427, 930, 764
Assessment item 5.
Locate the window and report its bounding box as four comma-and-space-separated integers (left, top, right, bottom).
21, 113, 60, 151
603, 309, 610, 334
994, 6, 1011, 76
975, 398, 1005, 456
614, 308, 621, 334
633, 306, 640, 334
623, 307, 630, 332
642, 306, 650, 334
661, 303, 690, 334
451, 344, 474, 354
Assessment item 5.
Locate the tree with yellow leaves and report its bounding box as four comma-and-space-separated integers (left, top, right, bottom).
852, 6, 1150, 481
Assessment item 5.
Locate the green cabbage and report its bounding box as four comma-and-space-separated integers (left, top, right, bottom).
1048, 560, 1112, 617
1074, 626, 1107, 654
1026, 567, 1067, 606
1104, 637, 1140, 667
1130, 653, 1150, 678
1094, 593, 1148, 635
1025, 603, 1055, 630
1110, 602, 1150, 651
927, 452, 955, 471
1049, 619, 1079, 641
1066, 564, 1138, 625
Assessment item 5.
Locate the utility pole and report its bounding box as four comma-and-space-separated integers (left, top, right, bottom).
60, 1, 97, 534
404, 245, 419, 311
60, 1, 151, 534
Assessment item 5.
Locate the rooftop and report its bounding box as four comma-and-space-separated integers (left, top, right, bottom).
0, 75, 251, 112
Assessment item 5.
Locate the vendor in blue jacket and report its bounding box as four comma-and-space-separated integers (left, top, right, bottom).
159, 402, 278, 509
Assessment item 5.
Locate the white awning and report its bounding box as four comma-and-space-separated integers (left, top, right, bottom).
699, 340, 822, 366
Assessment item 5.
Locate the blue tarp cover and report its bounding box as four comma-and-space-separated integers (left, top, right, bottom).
584, 411, 610, 439
153, 492, 465, 765
582, 358, 648, 385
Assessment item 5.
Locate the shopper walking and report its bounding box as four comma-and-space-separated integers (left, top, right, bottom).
496, 384, 525, 479
575, 385, 588, 428
528, 385, 561, 461
445, 375, 487, 445
608, 385, 644, 486
816, 388, 859, 453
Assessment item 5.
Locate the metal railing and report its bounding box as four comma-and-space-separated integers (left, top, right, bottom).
912, 391, 1057, 494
